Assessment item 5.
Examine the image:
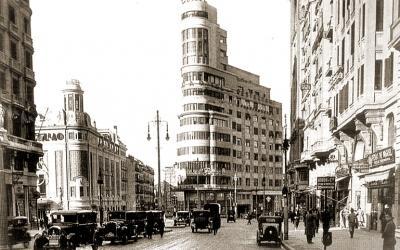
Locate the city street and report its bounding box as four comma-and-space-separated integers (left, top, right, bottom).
98, 218, 281, 250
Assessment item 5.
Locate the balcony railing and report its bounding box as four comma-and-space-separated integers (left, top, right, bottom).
10, 58, 21, 72
389, 17, 400, 50
23, 34, 33, 48
25, 67, 34, 80
9, 23, 18, 37
310, 138, 335, 158
7, 134, 43, 152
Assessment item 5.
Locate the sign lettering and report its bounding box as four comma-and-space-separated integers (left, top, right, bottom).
36, 133, 65, 142
317, 176, 335, 190
369, 147, 395, 169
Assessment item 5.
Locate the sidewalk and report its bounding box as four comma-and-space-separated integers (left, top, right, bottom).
282, 222, 400, 250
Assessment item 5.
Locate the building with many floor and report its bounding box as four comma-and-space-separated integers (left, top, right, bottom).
131, 156, 155, 211
0, 0, 42, 244
177, 0, 283, 216
289, 0, 400, 231
35, 80, 128, 219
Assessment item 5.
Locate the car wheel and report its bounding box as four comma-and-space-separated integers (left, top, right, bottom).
23, 241, 29, 248
122, 234, 128, 244
134, 234, 138, 242
196, 228, 198, 233
192, 228, 194, 233
174, 222, 177, 227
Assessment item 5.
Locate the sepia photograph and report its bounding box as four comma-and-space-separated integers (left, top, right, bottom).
0, 0, 399, 249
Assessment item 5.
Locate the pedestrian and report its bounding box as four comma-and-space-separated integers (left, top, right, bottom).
321, 208, 331, 233
247, 211, 252, 225
315, 209, 320, 234
357, 208, 364, 227
304, 210, 315, 243
348, 208, 357, 238
340, 207, 347, 228
44, 215, 49, 229
380, 205, 390, 233
294, 210, 300, 230
39, 218, 44, 230
382, 213, 396, 250
212, 215, 219, 235
146, 213, 154, 239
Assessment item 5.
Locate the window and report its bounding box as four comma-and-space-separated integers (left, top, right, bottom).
25, 50, 32, 69
359, 65, 364, 95
12, 76, 19, 95
71, 186, 75, 197
237, 111, 241, 118
27, 85, 33, 103
362, 4, 365, 38
245, 165, 250, 173
254, 166, 258, 173
0, 32, 3, 52
254, 127, 258, 135
229, 109, 232, 115
254, 141, 258, 148
23, 17, 29, 34
275, 179, 282, 187
254, 153, 258, 161
269, 179, 273, 187
376, 0, 384, 31
8, 5, 15, 24
254, 179, 258, 186
80, 186, 84, 197
10, 40, 17, 60
384, 53, 394, 87
261, 142, 266, 149
374, 60, 382, 90
246, 178, 250, 186
261, 129, 266, 136
245, 126, 250, 134
0, 71, 5, 90
245, 139, 250, 147
253, 116, 258, 122
387, 113, 395, 147
69, 132, 74, 139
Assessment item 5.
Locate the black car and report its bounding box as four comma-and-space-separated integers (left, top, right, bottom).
256, 215, 283, 247
126, 211, 147, 236
34, 210, 98, 249
191, 210, 212, 233
227, 209, 236, 223
7, 216, 31, 248
174, 211, 191, 226
97, 211, 138, 245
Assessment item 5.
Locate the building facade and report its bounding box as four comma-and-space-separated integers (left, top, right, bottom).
35, 80, 128, 219
290, 0, 400, 230
177, 0, 283, 216
0, 0, 41, 244
132, 157, 154, 211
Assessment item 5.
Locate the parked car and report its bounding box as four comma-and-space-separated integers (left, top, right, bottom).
227, 209, 236, 223
97, 211, 138, 245
191, 210, 212, 233
174, 211, 191, 226
256, 215, 283, 247
34, 210, 99, 249
7, 216, 31, 248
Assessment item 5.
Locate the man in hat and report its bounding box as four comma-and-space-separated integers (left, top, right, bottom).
348, 208, 357, 238
382, 213, 396, 250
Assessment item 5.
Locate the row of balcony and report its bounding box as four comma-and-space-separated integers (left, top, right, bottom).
7, 134, 42, 152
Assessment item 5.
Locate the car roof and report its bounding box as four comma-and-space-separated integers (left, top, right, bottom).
51, 210, 95, 215
11, 216, 28, 220
177, 211, 189, 213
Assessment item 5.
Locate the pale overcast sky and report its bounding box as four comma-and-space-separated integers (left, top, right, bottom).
31, 0, 290, 182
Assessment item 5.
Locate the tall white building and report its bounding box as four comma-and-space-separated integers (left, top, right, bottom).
177, 0, 283, 216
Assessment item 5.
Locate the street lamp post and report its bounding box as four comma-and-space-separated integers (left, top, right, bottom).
283, 115, 290, 240
147, 110, 169, 210
97, 169, 104, 225
234, 173, 237, 216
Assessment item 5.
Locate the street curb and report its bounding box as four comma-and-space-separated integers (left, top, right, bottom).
281, 241, 296, 250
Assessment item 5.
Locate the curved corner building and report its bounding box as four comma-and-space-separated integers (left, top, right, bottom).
178, 0, 283, 216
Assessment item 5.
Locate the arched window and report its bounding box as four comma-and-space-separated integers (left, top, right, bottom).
387, 113, 395, 147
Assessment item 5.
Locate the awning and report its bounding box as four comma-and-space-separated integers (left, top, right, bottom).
364, 169, 391, 183
335, 176, 350, 182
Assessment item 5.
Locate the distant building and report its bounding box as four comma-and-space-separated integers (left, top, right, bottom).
177, 0, 283, 216
0, 0, 42, 244
132, 157, 154, 210
35, 80, 128, 218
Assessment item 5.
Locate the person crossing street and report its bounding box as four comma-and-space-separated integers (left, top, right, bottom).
348, 208, 358, 238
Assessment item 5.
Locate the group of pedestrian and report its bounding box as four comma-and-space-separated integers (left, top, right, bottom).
340, 206, 365, 229
303, 209, 322, 243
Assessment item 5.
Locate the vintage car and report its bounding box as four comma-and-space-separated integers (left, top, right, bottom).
191, 210, 212, 233
34, 210, 99, 249
173, 211, 191, 226
227, 209, 236, 223
7, 216, 31, 248
126, 211, 147, 235
97, 211, 138, 245
204, 203, 221, 229
145, 210, 164, 235
256, 215, 283, 246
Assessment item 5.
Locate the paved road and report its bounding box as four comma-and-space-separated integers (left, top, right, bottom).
99, 218, 282, 250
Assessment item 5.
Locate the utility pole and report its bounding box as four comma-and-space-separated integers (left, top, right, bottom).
147, 110, 169, 210
283, 114, 290, 240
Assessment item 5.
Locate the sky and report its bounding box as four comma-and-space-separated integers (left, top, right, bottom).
31, 0, 291, 183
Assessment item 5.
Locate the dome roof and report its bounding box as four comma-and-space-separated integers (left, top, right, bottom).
62, 79, 84, 93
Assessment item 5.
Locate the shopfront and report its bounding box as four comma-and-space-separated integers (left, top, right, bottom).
359, 147, 396, 231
